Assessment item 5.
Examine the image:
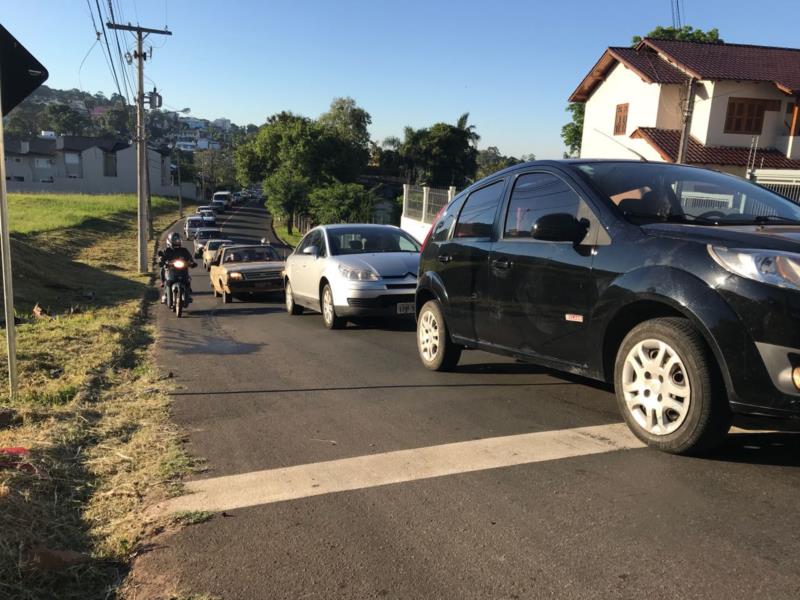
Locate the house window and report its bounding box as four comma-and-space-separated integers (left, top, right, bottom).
724, 98, 781, 135
34, 158, 52, 169
103, 152, 117, 177
64, 152, 80, 165
614, 103, 629, 136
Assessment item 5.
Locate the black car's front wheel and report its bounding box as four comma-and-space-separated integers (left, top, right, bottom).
614, 317, 730, 455
417, 299, 461, 371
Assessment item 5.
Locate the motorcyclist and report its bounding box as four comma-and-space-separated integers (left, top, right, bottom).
159, 232, 196, 303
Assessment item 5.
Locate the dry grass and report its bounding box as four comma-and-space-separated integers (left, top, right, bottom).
0, 193, 201, 599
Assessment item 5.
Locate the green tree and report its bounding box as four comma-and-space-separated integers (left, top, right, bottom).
99, 105, 134, 137
44, 104, 89, 135
319, 97, 371, 150
455, 112, 480, 147
561, 102, 584, 158
263, 165, 310, 234
196, 149, 235, 198
308, 182, 376, 224
398, 123, 477, 186
631, 26, 721, 45
561, 25, 722, 156
476, 146, 526, 180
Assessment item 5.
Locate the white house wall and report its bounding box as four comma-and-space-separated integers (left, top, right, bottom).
581, 63, 664, 160
701, 81, 789, 148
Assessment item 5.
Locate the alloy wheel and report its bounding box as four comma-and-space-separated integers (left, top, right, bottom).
621, 338, 691, 436
322, 288, 334, 325
418, 309, 440, 363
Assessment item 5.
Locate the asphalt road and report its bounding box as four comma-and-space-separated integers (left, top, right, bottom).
134, 200, 800, 599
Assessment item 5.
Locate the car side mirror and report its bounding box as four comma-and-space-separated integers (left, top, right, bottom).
532, 213, 588, 243
303, 245, 319, 258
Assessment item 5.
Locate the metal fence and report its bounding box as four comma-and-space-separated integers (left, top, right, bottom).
753, 169, 800, 204
402, 184, 458, 224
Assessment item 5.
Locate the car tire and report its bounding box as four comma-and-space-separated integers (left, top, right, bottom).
417, 299, 462, 371
614, 317, 731, 455
285, 280, 303, 315
222, 286, 233, 304
321, 284, 344, 329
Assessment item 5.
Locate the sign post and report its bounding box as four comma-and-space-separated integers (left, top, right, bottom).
0, 25, 49, 400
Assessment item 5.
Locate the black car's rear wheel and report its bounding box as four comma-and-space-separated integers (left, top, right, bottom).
614, 317, 730, 455
417, 300, 461, 371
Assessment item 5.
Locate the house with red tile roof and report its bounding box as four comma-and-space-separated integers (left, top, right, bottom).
570, 38, 800, 176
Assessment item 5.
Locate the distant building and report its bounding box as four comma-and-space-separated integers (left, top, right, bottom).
570, 38, 800, 175
179, 116, 207, 130
3, 134, 193, 198
212, 118, 232, 131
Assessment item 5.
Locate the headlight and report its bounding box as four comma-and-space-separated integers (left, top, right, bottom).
338, 264, 379, 281
173, 260, 186, 269
708, 246, 800, 291
229, 272, 243, 280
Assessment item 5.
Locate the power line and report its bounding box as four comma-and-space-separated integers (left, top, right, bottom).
91, 0, 125, 100
106, 0, 134, 103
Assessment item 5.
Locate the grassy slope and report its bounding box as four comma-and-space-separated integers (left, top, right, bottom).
273, 222, 302, 247
0, 193, 197, 599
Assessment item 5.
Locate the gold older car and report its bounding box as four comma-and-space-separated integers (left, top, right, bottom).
202, 239, 233, 271
209, 244, 285, 303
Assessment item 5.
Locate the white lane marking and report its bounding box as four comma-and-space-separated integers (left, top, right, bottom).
157, 423, 643, 514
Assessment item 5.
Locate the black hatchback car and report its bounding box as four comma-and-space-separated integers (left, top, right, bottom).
415, 160, 800, 454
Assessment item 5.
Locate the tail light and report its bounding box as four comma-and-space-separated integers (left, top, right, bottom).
420, 205, 447, 254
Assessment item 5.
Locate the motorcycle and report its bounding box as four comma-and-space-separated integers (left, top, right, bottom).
161, 257, 193, 317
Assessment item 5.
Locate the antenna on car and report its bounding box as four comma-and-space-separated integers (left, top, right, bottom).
593, 129, 649, 162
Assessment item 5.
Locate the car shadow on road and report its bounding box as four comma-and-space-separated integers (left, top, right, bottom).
705, 431, 800, 467
168, 380, 578, 397
189, 305, 284, 317
454, 361, 615, 393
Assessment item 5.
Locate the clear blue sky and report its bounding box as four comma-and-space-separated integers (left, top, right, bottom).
4, 0, 799, 158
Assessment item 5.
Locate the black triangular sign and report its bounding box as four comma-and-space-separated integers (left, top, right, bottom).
0, 24, 49, 116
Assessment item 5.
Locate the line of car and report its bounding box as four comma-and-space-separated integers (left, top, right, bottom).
188, 161, 800, 456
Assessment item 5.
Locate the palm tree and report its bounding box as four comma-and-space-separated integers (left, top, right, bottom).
455, 112, 480, 147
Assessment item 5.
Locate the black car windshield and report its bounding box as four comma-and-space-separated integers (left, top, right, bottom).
327, 227, 421, 255
223, 247, 279, 263
575, 162, 800, 226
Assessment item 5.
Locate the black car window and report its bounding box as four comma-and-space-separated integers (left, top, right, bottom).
453, 180, 505, 239
431, 196, 465, 243
504, 173, 580, 238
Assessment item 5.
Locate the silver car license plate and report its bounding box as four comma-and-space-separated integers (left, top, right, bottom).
396, 302, 415, 315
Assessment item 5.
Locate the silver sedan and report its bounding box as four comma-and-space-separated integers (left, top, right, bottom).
283, 224, 421, 329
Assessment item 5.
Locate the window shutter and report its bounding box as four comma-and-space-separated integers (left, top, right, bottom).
614, 103, 629, 136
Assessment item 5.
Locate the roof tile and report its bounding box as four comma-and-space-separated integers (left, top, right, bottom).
631, 127, 800, 169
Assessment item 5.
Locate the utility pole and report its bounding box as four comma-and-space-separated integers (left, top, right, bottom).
176, 148, 183, 217
676, 78, 697, 164
106, 22, 171, 273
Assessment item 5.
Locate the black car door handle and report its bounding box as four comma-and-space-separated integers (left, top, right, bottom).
438, 254, 453, 263
492, 258, 512, 270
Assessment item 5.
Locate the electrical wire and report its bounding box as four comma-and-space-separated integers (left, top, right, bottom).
77, 37, 100, 93
91, 0, 125, 100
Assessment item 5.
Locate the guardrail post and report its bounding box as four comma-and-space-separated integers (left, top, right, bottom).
448, 186, 456, 202
422, 186, 430, 222
402, 183, 409, 218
